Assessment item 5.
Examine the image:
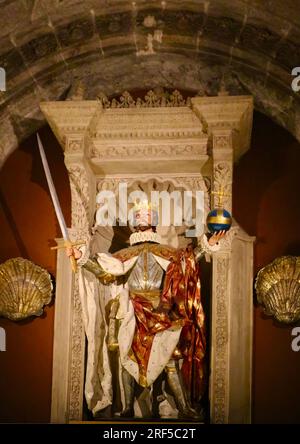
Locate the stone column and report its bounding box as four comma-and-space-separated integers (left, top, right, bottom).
210, 129, 233, 424
209, 129, 254, 423
50, 237, 74, 423
51, 135, 96, 422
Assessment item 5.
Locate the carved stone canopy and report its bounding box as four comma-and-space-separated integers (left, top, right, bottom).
40, 94, 253, 177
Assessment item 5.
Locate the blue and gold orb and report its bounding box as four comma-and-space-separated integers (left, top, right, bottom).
206, 208, 232, 233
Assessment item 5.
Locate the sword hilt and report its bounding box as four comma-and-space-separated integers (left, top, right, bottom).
51, 240, 86, 274
50, 240, 85, 250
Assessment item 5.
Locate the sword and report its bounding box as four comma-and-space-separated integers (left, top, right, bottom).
37, 133, 84, 273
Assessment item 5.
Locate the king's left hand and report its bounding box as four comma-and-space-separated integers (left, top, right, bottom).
208, 230, 226, 246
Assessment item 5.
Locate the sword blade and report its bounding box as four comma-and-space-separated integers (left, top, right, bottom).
37, 133, 69, 241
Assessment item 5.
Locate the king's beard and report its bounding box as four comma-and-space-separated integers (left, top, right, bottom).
136, 224, 156, 232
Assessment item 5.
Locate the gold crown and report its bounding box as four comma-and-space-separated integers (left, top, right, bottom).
132, 200, 158, 212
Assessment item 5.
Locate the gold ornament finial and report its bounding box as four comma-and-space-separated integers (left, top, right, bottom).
211, 186, 231, 208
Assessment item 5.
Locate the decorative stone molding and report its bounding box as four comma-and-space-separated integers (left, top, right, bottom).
64, 133, 97, 231
212, 162, 233, 212
192, 96, 253, 160
93, 108, 204, 140
39, 101, 102, 148
211, 255, 230, 423
213, 135, 231, 150
211, 130, 233, 213
68, 165, 90, 232
65, 138, 84, 154
91, 143, 207, 159
60, 136, 95, 422
68, 271, 86, 421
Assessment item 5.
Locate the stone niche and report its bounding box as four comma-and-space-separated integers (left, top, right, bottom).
41, 93, 254, 424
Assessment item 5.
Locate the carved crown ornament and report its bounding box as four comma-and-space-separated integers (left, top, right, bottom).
0, 258, 53, 321
97, 89, 191, 108
255, 256, 300, 324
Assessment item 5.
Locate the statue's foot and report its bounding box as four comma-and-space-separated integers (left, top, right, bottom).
178, 407, 205, 422
120, 407, 134, 418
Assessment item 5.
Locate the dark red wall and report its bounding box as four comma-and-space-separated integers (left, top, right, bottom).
233, 112, 300, 424
0, 127, 70, 422
0, 111, 300, 423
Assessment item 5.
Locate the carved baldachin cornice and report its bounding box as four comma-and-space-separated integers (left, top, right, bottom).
94, 107, 204, 140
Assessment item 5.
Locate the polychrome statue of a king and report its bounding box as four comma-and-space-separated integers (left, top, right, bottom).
67, 201, 225, 420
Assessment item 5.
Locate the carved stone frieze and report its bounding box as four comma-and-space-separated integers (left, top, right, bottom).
91, 143, 207, 159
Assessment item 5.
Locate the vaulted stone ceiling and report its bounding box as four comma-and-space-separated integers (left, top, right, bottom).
0, 0, 300, 167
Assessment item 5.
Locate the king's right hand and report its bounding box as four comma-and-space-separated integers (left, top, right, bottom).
66, 246, 82, 260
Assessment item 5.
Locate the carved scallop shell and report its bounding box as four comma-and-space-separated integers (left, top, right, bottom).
0, 258, 53, 321
255, 256, 300, 324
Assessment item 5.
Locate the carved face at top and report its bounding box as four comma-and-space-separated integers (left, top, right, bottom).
134, 208, 158, 231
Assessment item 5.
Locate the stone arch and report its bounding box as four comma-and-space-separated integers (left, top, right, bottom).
0, 1, 300, 167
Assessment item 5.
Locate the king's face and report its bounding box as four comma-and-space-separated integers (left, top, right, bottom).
135, 208, 152, 227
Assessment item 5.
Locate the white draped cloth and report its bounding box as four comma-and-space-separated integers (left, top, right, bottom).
78, 249, 181, 416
